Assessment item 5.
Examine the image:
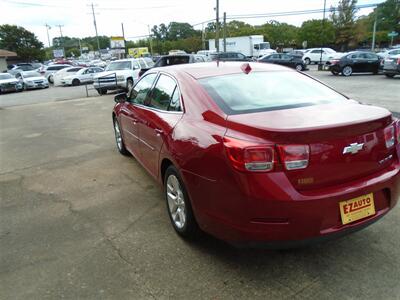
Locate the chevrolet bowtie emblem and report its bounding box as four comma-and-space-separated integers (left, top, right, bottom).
343, 143, 364, 155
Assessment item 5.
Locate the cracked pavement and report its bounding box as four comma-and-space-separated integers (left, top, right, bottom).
1, 93, 399, 299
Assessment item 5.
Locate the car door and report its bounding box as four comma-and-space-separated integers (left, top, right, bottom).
79, 69, 91, 83
364, 53, 380, 72
135, 73, 183, 178
119, 73, 158, 158
348, 53, 364, 72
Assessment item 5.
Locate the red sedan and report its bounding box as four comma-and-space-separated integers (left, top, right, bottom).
112, 62, 400, 248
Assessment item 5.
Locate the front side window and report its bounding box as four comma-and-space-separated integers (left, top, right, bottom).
199, 71, 347, 115
149, 74, 178, 111
130, 73, 157, 105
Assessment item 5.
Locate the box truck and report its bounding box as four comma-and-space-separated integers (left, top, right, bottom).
208, 35, 275, 58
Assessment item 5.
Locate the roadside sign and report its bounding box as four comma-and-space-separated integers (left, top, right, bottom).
53, 49, 64, 58
388, 31, 398, 37
110, 36, 125, 49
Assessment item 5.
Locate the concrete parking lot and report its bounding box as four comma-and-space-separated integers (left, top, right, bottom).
1, 71, 399, 299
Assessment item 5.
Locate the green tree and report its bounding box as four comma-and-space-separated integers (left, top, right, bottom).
330, 0, 359, 50
298, 19, 336, 48
257, 21, 299, 48
0, 24, 45, 60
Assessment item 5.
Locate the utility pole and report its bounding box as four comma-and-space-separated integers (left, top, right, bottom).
78, 39, 82, 56
371, 10, 378, 51
201, 23, 205, 50
147, 25, 153, 55
215, 0, 219, 52
45, 24, 51, 48
91, 3, 101, 52
223, 12, 226, 52
319, 0, 327, 67
57, 24, 64, 57
121, 22, 126, 58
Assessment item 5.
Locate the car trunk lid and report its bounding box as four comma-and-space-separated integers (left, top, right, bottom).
225, 102, 395, 190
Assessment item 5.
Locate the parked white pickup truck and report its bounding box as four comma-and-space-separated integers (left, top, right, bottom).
93, 58, 154, 95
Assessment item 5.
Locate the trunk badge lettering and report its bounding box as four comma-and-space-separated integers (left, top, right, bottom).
343, 143, 364, 155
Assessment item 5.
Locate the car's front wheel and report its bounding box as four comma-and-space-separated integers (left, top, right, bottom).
304, 58, 311, 65
48, 75, 54, 84
295, 64, 303, 71
164, 165, 199, 238
331, 70, 339, 76
342, 66, 353, 76
385, 73, 395, 78
113, 118, 129, 155
96, 88, 107, 95
72, 79, 80, 86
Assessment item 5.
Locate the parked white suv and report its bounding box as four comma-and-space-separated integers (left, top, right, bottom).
302, 48, 337, 64
93, 58, 154, 95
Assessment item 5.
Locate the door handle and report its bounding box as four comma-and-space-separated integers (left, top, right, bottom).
155, 128, 163, 136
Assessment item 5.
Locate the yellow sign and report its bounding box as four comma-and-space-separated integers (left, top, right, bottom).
339, 193, 375, 225
128, 47, 149, 58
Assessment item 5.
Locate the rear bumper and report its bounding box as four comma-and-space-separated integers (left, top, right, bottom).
187, 159, 400, 247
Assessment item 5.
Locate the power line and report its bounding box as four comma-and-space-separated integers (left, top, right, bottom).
191, 2, 382, 27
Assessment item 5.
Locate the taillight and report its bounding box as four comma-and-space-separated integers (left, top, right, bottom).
397, 58, 400, 65
394, 120, 400, 144
277, 144, 310, 170
384, 125, 395, 148
331, 59, 340, 65
223, 137, 275, 172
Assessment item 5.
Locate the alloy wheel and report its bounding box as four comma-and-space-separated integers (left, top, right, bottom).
166, 174, 186, 229
295, 64, 303, 71
114, 120, 122, 151
342, 66, 352, 76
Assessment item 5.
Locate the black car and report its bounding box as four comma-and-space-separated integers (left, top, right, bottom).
139, 54, 197, 77
210, 52, 250, 62
328, 51, 380, 76
257, 53, 307, 71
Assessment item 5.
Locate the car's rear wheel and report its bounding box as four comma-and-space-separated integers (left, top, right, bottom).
295, 64, 303, 71
96, 88, 107, 95
164, 165, 199, 238
385, 73, 395, 78
304, 58, 311, 65
113, 117, 129, 155
72, 78, 80, 86
342, 66, 353, 76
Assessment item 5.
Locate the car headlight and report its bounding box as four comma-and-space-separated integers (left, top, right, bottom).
26, 80, 34, 85
117, 75, 125, 81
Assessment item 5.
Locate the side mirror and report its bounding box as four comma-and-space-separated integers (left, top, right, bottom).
114, 92, 127, 103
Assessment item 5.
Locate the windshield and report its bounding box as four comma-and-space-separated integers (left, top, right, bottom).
106, 61, 132, 71
23, 72, 41, 78
199, 71, 347, 115
0, 74, 13, 80
259, 43, 271, 50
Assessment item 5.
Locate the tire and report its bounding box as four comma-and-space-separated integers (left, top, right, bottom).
164, 165, 199, 238
72, 78, 80, 86
295, 64, 303, 71
385, 73, 395, 78
113, 117, 130, 156
96, 88, 107, 95
304, 58, 311, 65
48, 75, 54, 84
331, 70, 339, 76
126, 78, 134, 92
342, 66, 353, 76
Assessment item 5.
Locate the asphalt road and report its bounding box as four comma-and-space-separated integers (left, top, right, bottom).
1, 71, 400, 299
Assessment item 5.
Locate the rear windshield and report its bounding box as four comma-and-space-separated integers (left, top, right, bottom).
199, 71, 347, 114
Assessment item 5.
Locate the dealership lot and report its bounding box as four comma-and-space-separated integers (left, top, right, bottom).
1, 72, 400, 299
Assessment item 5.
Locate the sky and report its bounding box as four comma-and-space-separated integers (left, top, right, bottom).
1, 0, 385, 47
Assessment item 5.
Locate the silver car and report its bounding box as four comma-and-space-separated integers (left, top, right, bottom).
383, 54, 400, 78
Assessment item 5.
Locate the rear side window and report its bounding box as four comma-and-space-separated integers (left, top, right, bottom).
199, 71, 347, 115
130, 73, 157, 105
149, 74, 181, 111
